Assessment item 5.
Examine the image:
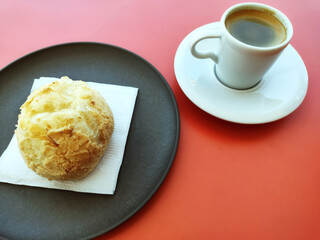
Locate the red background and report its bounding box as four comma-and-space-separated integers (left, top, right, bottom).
1, 0, 319, 239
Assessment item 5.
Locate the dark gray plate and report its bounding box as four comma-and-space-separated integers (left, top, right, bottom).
0, 42, 180, 240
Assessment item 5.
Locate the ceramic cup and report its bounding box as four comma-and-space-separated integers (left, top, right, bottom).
190, 2, 293, 90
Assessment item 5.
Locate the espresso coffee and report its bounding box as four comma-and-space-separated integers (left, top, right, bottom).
225, 9, 286, 47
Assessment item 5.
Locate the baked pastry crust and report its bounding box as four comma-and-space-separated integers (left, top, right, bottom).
15, 77, 114, 180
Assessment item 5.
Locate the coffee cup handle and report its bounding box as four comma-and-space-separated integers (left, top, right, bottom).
190, 31, 222, 63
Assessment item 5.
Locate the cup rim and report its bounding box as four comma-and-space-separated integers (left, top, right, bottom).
221, 2, 293, 51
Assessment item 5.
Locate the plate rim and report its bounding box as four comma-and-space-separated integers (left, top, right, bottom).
0, 41, 180, 240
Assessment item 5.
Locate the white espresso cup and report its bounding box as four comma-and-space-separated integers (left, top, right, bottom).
190, 2, 293, 90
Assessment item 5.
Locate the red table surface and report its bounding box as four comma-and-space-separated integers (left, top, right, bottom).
1, 0, 319, 239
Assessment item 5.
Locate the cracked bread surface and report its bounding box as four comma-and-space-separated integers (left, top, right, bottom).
15, 76, 114, 180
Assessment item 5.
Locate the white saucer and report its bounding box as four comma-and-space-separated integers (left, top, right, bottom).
174, 22, 308, 124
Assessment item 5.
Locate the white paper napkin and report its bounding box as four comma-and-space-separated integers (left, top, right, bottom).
0, 77, 138, 194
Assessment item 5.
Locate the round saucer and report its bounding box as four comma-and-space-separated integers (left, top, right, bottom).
174, 22, 308, 124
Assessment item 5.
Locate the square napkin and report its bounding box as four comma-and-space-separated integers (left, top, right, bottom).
0, 77, 138, 194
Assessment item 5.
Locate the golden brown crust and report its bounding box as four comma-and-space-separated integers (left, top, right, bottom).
15, 76, 114, 180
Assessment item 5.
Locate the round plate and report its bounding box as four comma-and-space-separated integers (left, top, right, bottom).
174, 22, 308, 124
0, 42, 180, 240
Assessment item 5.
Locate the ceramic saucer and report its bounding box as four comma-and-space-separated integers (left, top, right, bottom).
174, 22, 308, 124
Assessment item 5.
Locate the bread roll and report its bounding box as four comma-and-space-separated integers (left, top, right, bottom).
15, 77, 114, 180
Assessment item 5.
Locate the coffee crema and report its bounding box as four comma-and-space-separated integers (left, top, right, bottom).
225, 9, 287, 47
